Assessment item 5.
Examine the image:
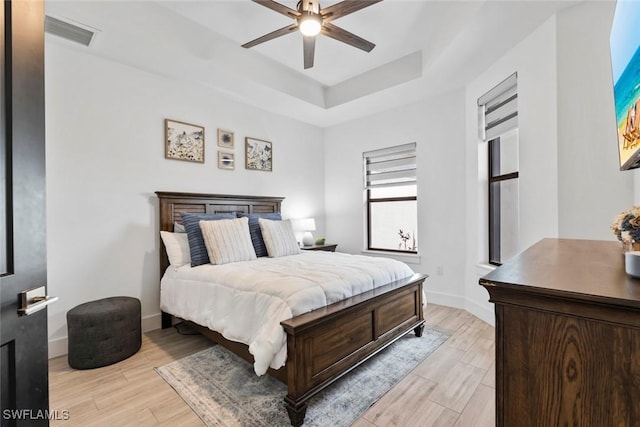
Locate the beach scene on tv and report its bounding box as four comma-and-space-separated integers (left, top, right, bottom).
611, 0, 640, 169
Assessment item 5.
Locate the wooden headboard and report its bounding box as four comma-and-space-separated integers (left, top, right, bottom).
155, 191, 284, 274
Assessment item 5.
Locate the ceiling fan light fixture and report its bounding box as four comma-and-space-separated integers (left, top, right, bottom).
299, 14, 322, 37
243, 0, 382, 69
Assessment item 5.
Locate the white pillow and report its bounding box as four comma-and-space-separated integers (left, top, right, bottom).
259, 218, 302, 257
199, 217, 257, 265
160, 231, 191, 267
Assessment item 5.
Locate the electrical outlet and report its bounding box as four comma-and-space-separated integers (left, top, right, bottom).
436, 266, 443, 276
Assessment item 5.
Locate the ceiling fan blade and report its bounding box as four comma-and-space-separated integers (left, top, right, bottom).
321, 0, 382, 23
253, 0, 300, 18
321, 22, 375, 52
303, 35, 316, 69
242, 23, 298, 49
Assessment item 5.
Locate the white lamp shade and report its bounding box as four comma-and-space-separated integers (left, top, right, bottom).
293, 218, 316, 246
296, 218, 316, 232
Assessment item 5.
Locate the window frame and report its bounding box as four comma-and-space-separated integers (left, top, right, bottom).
363, 143, 417, 255
488, 137, 519, 266
366, 190, 418, 254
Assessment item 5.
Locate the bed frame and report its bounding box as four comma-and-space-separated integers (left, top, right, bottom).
156, 191, 426, 426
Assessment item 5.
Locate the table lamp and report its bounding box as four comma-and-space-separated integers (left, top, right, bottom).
299, 218, 316, 246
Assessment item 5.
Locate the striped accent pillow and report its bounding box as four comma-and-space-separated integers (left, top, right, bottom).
199, 217, 257, 265
237, 212, 282, 257
259, 218, 301, 257
180, 212, 236, 267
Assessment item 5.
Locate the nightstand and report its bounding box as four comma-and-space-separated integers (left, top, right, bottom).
300, 244, 337, 252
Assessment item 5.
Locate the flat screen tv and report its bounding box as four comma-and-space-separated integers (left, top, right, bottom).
610, 0, 640, 170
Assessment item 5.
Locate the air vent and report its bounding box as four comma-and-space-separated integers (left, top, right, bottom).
45, 15, 96, 47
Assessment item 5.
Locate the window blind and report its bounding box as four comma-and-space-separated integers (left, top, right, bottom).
478, 72, 518, 141
363, 142, 416, 189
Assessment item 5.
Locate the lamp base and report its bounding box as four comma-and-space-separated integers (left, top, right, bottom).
302, 232, 314, 246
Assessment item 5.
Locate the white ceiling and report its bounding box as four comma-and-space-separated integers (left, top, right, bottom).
45, 0, 580, 127
160, 0, 483, 86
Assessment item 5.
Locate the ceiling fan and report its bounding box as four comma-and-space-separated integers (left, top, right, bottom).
242, 0, 382, 69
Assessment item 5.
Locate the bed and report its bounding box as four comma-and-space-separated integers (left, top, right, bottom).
156, 191, 426, 426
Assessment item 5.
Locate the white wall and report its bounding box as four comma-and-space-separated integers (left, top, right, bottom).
324, 90, 468, 308
463, 2, 635, 325
45, 42, 325, 357
324, 1, 634, 324
46, 1, 638, 357
556, 1, 634, 238
464, 15, 559, 324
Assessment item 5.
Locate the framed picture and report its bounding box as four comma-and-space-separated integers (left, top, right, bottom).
165, 119, 204, 163
217, 129, 234, 149
218, 151, 235, 170
245, 137, 272, 172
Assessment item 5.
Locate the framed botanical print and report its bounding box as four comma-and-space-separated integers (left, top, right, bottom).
245, 137, 272, 172
165, 119, 204, 163
218, 151, 235, 170
217, 129, 234, 149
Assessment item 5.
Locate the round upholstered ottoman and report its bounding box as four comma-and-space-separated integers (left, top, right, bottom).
67, 296, 141, 369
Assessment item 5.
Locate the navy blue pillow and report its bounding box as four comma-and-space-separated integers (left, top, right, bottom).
180, 212, 236, 266
237, 213, 282, 257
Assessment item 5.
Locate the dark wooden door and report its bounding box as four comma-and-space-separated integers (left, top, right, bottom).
0, 1, 48, 426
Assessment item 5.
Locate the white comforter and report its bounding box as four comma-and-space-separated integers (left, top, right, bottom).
160, 251, 415, 375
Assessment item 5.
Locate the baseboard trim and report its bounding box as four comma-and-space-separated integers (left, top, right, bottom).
48, 312, 162, 359
142, 312, 162, 332
424, 290, 465, 309
48, 300, 493, 359
48, 336, 68, 360
424, 291, 495, 327
465, 298, 495, 326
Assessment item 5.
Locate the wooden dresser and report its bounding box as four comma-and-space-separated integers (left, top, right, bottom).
479, 238, 640, 427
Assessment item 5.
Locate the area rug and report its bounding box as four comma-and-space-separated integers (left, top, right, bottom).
156, 328, 449, 427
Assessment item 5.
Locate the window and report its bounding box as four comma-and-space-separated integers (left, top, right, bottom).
478, 73, 519, 265
363, 143, 417, 253
488, 131, 519, 265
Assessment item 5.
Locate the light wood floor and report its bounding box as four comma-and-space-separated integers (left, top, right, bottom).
49, 304, 495, 426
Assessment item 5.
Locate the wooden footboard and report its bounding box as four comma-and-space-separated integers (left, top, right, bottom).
281, 273, 426, 426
